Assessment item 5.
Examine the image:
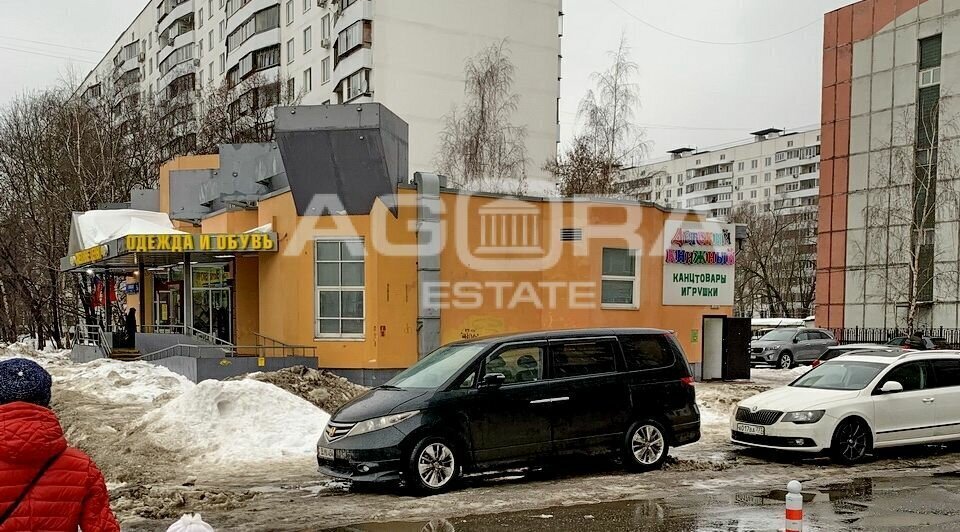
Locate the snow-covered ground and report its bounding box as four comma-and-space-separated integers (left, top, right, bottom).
0, 341, 329, 472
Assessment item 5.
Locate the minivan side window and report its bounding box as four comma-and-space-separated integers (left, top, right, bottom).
484, 345, 544, 385
931, 359, 960, 388
619, 335, 674, 371
878, 361, 929, 392
550, 339, 617, 378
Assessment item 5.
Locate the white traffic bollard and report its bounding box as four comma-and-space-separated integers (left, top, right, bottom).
785, 480, 803, 532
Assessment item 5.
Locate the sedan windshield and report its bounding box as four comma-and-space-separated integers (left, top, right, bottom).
759, 329, 797, 342
791, 361, 887, 390
384, 343, 488, 389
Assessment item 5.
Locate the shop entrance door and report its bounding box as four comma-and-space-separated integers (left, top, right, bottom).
190, 265, 232, 343
701, 317, 725, 380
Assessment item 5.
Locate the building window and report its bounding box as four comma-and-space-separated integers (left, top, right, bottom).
336, 68, 369, 102
198, 8, 204, 27
219, 52, 225, 74
787, 140, 794, 147
737, 162, 744, 171
751, 160, 758, 169
601, 248, 637, 307
209, 30, 214, 50
315, 239, 365, 338
321, 56, 330, 84
286, 0, 294, 25
335, 20, 368, 60
750, 175, 757, 185
737, 177, 743, 186
764, 188, 770, 197
287, 77, 295, 97
321, 14, 331, 43
720, 154, 726, 160
227, 5, 280, 52
219, 20, 225, 41
199, 39, 204, 57
302, 0, 310, 12
209, 62, 214, 83
666, 175, 672, 185
750, 190, 757, 199
304, 26, 312, 53
287, 38, 295, 64
737, 192, 743, 201
303, 67, 312, 93
765, 157, 772, 166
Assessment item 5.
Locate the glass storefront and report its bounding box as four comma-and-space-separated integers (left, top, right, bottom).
152, 263, 232, 343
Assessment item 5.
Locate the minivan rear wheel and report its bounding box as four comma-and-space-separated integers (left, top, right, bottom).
624, 420, 670, 471
406, 437, 461, 494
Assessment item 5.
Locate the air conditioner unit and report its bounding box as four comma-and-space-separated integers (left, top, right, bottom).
321, 38, 331, 48
139, 52, 146, 62
193, 59, 201, 67
318, 0, 328, 6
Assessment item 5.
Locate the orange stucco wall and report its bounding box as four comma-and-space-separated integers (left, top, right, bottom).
158, 155, 220, 216
155, 154, 732, 369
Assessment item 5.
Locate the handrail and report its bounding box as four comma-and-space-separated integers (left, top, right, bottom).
184, 325, 234, 347
252, 332, 316, 357
76, 324, 112, 357
139, 343, 312, 362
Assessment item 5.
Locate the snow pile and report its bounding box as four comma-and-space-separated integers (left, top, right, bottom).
59, 359, 193, 404
233, 365, 367, 413
133, 379, 330, 465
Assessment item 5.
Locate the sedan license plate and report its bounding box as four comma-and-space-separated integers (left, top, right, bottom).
736, 423, 765, 436
318, 446, 335, 460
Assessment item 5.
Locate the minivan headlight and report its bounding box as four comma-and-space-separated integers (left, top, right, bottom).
782, 410, 825, 424
346, 411, 420, 438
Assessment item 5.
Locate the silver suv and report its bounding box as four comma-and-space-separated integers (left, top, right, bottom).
749, 328, 838, 369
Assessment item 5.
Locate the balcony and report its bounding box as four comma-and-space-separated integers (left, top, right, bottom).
684, 170, 733, 187
684, 184, 733, 202
160, 29, 195, 64
226, 0, 278, 37
333, 0, 373, 35
332, 46, 372, 90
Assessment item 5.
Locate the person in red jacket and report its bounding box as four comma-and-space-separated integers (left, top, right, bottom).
0, 358, 120, 531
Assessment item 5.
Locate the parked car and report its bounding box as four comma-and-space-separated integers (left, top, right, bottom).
887, 336, 951, 350
750, 328, 839, 369
316, 328, 700, 493
731, 349, 960, 464
812, 344, 900, 367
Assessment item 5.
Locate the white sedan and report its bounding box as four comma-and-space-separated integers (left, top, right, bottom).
730, 350, 960, 463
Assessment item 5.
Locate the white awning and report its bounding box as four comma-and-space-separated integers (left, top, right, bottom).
68, 209, 186, 256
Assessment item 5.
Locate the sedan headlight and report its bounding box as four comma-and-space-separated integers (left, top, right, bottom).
782, 410, 825, 424
346, 411, 420, 438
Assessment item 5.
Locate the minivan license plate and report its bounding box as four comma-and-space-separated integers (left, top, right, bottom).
318, 446, 335, 460
736, 423, 764, 436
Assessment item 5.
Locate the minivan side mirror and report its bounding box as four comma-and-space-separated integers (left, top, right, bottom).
879, 381, 904, 394
480, 373, 506, 389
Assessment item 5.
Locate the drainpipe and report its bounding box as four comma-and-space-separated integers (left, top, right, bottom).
414, 172, 445, 359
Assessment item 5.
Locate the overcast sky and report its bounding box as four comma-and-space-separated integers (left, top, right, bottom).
0, 0, 851, 160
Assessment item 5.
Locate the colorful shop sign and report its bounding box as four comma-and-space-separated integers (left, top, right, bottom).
662, 221, 735, 306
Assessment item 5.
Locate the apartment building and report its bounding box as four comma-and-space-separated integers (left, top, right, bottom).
620, 128, 822, 219
78, 0, 563, 183
819, 0, 960, 330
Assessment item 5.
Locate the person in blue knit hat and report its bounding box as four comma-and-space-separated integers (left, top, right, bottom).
0, 358, 53, 407
0, 358, 120, 531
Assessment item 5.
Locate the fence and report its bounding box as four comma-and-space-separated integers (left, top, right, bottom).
828, 327, 960, 348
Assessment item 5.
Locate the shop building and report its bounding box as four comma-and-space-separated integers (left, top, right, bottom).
63, 104, 742, 384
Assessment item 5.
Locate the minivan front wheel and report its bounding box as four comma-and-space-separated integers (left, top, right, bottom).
407, 437, 461, 494
624, 420, 670, 471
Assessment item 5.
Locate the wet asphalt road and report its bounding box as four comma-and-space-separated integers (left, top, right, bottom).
328, 474, 960, 532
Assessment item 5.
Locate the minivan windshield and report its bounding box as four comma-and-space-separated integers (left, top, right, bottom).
790, 361, 886, 390
383, 343, 488, 389
759, 329, 798, 342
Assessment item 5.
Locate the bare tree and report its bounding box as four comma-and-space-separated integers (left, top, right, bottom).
730, 204, 817, 318
851, 103, 960, 330
435, 40, 529, 194
546, 35, 647, 196
196, 72, 300, 153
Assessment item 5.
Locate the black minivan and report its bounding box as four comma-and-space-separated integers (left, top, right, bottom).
316, 328, 700, 493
